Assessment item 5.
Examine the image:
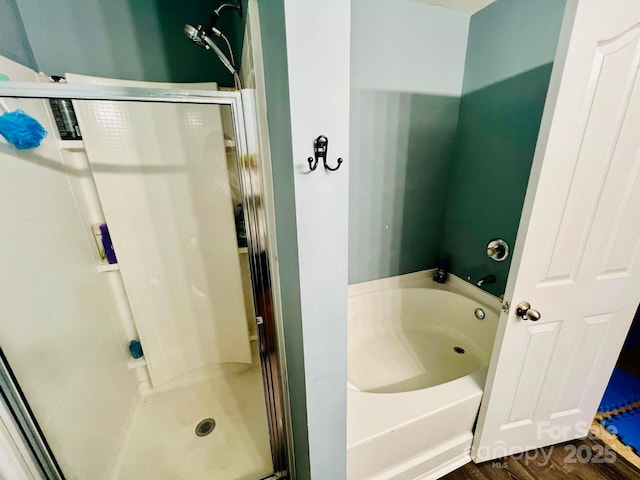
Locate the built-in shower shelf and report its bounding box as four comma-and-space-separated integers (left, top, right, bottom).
238, 247, 248, 254
96, 263, 120, 273
127, 358, 147, 370
57, 140, 86, 151
224, 139, 235, 150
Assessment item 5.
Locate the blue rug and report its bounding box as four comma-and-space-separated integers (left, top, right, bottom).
603, 408, 640, 455
598, 368, 640, 413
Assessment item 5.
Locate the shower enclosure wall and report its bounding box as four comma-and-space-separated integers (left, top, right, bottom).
0, 52, 288, 480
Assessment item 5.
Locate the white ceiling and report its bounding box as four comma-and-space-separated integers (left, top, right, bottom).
413, 0, 498, 15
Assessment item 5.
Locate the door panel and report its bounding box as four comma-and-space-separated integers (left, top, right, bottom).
506, 322, 560, 426
542, 26, 640, 286
472, 0, 640, 461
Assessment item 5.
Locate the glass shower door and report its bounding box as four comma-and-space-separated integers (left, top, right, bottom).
0, 91, 282, 480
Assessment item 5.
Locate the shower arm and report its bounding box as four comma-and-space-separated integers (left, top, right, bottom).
204, 1, 240, 69
205, 2, 242, 31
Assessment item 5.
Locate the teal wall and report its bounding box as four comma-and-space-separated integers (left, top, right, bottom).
349, 0, 566, 292
0, 0, 36, 72
258, 2, 310, 479
349, 91, 459, 284
441, 0, 566, 296
6, 0, 247, 86
349, 0, 469, 284
461, 0, 567, 95
350, 0, 469, 96
442, 63, 554, 296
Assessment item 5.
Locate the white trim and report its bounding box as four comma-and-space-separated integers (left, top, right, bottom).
243, 1, 297, 477
0, 397, 43, 480
282, 1, 351, 477
362, 433, 473, 480
0, 82, 239, 103
414, 452, 472, 480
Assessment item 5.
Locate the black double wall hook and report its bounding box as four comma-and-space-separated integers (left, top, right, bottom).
308, 135, 343, 172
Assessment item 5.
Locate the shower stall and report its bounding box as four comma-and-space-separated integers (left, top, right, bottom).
0, 51, 289, 480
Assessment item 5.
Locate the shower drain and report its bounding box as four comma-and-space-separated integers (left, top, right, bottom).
453, 346, 465, 354
195, 418, 216, 437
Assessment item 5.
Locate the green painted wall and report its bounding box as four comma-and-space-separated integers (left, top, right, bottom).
348, 1, 469, 285
441, 0, 566, 296
349, 0, 566, 290
257, 2, 310, 479
349, 91, 459, 284
461, 0, 567, 95
11, 0, 247, 86
442, 63, 554, 296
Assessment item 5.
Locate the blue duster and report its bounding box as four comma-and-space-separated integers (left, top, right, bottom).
0, 102, 47, 150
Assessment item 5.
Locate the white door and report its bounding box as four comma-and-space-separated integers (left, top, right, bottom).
472, 0, 640, 462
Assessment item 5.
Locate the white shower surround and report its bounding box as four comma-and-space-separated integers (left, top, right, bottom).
346, 270, 500, 479
68, 74, 252, 387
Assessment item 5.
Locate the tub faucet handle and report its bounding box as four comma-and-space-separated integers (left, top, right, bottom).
476, 274, 496, 287
487, 239, 509, 262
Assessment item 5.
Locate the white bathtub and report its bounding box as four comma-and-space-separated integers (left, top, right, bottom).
347, 270, 500, 480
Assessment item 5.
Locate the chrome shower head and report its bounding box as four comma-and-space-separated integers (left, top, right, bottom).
184, 24, 237, 78
184, 24, 209, 50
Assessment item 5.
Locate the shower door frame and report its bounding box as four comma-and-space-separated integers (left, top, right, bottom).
0, 81, 291, 480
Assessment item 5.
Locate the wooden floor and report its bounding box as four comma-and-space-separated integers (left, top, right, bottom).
442, 438, 640, 479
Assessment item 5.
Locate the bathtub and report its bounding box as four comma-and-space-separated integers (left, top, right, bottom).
347, 270, 500, 480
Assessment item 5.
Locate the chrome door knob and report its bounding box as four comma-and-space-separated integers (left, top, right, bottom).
515, 301, 541, 321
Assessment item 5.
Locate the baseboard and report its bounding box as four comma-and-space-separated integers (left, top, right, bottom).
414, 452, 471, 480
363, 433, 473, 480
